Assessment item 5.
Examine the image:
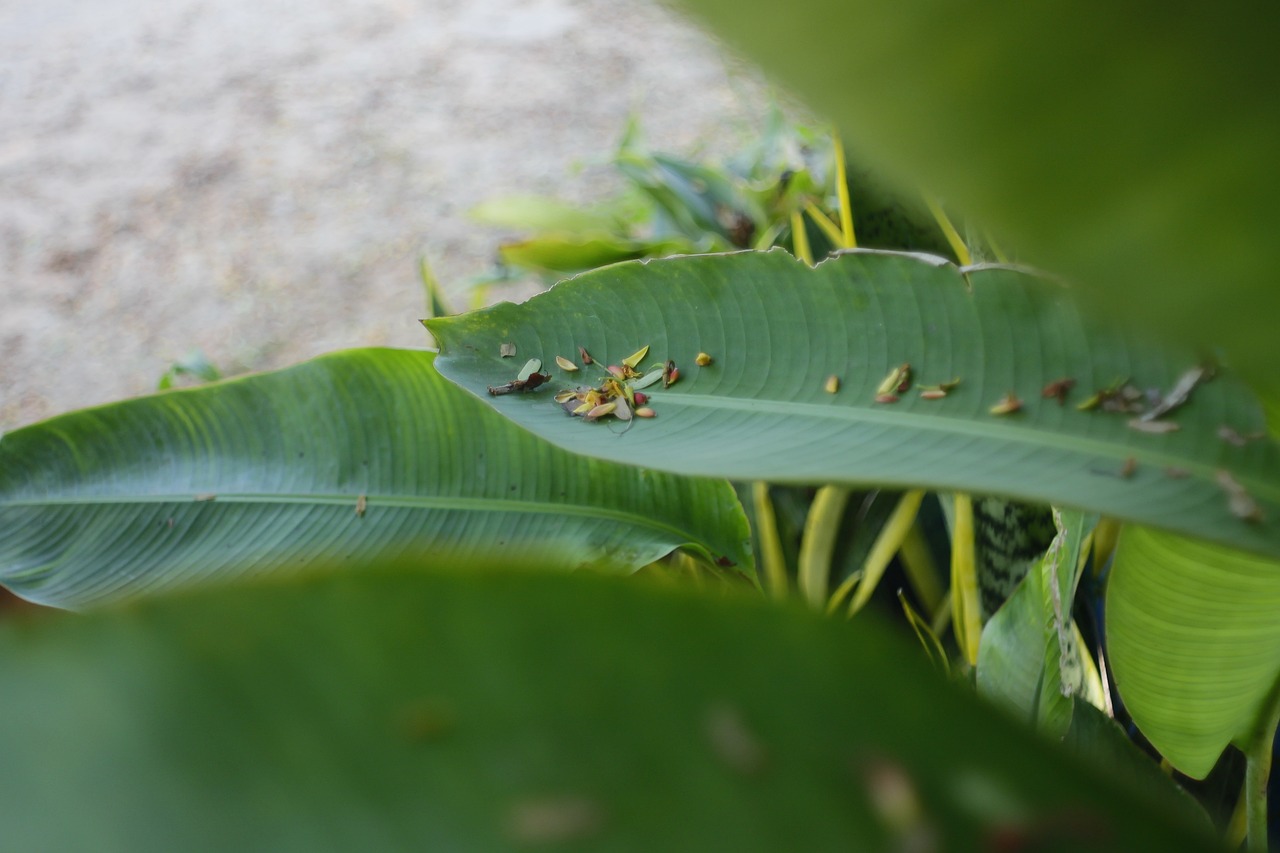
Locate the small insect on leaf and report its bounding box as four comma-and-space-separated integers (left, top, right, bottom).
577, 346, 594, 365
1041, 378, 1076, 405
874, 393, 900, 404
695, 352, 713, 366
1216, 470, 1264, 523
488, 372, 551, 396
555, 355, 579, 372
877, 364, 910, 396
517, 358, 543, 382
621, 345, 651, 370
989, 393, 1022, 415
1128, 418, 1180, 434
499, 343, 516, 358
825, 375, 840, 394
634, 407, 656, 418
355, 494, 367, 517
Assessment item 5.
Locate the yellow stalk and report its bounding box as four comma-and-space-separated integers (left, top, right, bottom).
833, 130, 856, 248
848, 490, 926, 616
751, 482, 790, 600
798, 486, 851, 608
951, 494, 982, 666
924, 196, 972, 266
790, 209, 814, 265
803, 201, 847, 250
899, 519, 944, 614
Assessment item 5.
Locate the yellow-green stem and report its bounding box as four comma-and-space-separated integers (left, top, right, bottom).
751, 481, 790, 601
951, 494, 981, 666
790, 209, 814, 266
1245, 674, 1280, 852
924, 196, 972, 266
803, 201, 847, 250
833, 130, 856, 248
798, 486, 851, 609
848, 490, 926, 616
899, 519, 944, 615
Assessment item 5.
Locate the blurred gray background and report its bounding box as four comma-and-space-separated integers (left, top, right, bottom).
0, 0, 769, 431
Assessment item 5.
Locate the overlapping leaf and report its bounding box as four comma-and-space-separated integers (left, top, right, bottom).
1107, 526, 1280, 778
428, 250, 1280, 558
0, 349, 752, 609
0, 565, 1219, 851
675, 0, 1280, 384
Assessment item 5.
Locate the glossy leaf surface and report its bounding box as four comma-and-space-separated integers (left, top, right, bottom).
1107, 526, 1280, 778
0, 349, 752, 608
428, 250, 1280, 558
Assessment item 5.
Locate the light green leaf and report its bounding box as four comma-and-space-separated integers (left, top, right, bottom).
674, 0, 1280, 383
977, 509, 1095, 737
0, 565, 1221, 851
0, 349, 752, 609
1107, 526, 1280, 778
428, 250, 1280, 559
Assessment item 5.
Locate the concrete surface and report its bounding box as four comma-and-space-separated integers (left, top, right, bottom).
0, 0, 768, 431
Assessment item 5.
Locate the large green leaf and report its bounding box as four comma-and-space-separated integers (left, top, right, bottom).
1107, 526, 1280, 778
428, 250, 1280, 559
675, 0, 1280, 384
0, 564, 1221, 851
0, 349, 752, 609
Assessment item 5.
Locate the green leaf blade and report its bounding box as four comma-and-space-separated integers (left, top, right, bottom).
1107, 526, 1280, 778
428, 250, 1280, 558
0, 349, 753, 608
0, 565, 1223, 851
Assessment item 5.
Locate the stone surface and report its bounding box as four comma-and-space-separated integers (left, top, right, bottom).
0, 0, 768, 430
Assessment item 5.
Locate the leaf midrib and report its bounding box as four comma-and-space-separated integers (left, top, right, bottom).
0, 494, 709, 550
639, 392, 1277, 499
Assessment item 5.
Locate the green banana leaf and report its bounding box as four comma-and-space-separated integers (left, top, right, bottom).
427, 250, 1280, 559
1107, 526, 1280, 778
675, 0, 1280, 385
0, 349, 752, 609
977, 510, 1095, 738
0, 564, 1220, 851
